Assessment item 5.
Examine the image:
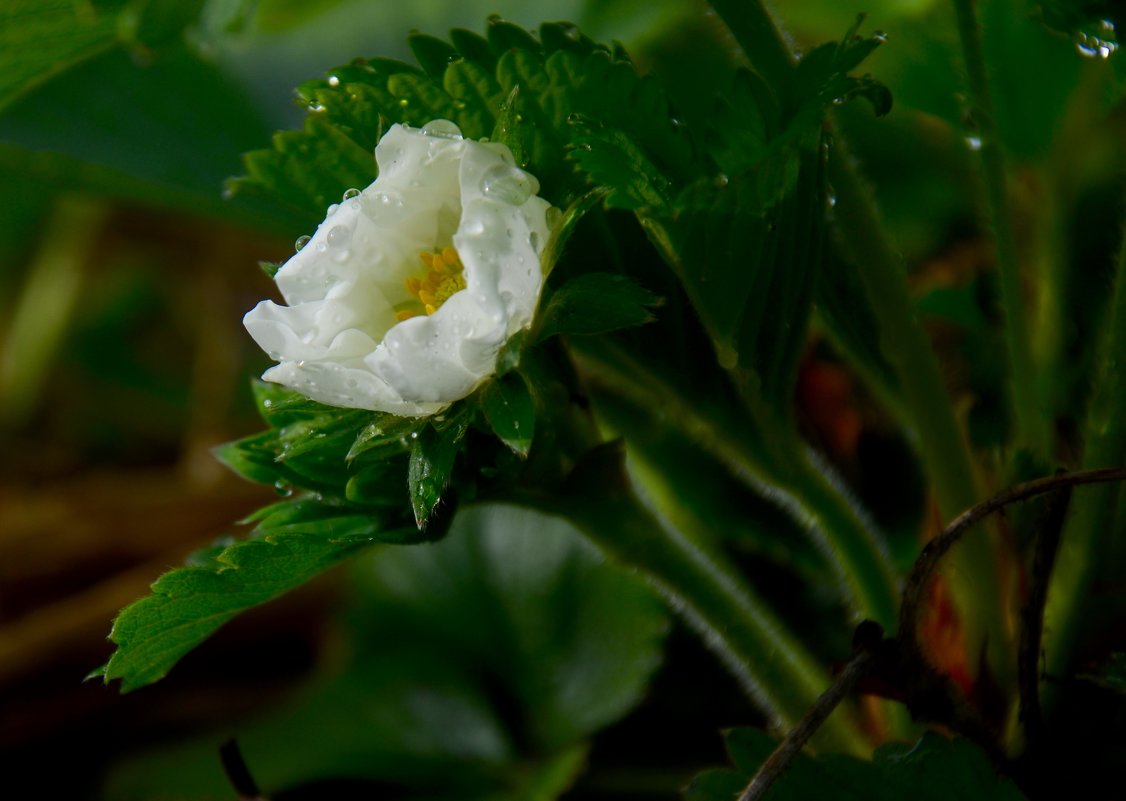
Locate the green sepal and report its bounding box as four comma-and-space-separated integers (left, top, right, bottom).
409, 415, 470, 528
480, 371, 536, 456
491, 84, 529, 167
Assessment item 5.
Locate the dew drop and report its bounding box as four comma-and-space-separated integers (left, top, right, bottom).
327, 225, 352, 249
529, 231, 541, 251
421, 119, 463, 139
326, 203, 340, 217
462, 217, 486, 235
308, 100, 325, 112
364, 191, 406, 224
343, 187, 361, 201
545, 207, 562, 229
295, 235, 311, 252
481, 163, 538, 205
327, 75, 341, 87
965, 135, 982, 151
873, 30, 888, 43
717, 346, 739, 369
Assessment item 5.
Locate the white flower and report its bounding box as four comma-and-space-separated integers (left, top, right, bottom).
244, 120, 552, 416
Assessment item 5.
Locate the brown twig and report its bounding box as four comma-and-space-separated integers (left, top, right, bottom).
738, 467, 1126, 801
738, 648, 876, 801
898, 467, 1126, 664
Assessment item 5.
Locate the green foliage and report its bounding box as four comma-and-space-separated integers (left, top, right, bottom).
227, 17, 696, 219
103, 505, 667, 799
685, 730, 1027, 801
536, 272, 661, 340
95, 497, 422, 692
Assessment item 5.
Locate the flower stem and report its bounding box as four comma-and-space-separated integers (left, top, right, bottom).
513, 442, 869, 754
828, 139, 1012, 681
573, 341, 899, 629
949, 0, 1050, 457
1043, 207, 1126, 682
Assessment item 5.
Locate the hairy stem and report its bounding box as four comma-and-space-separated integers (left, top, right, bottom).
511, 443, 869, 753
949, 0, 1049, 456
1043, 209, 1126, 682
574, 341, 900, 629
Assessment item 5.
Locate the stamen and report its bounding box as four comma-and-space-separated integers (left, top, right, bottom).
398, 246, 468, 318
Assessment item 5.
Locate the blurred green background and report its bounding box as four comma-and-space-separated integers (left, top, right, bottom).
2, 0, 1125, 798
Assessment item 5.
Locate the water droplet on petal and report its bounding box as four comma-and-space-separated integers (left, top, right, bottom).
326, 203, 340, 217
421, 119, 463, 139
481, 163, 537, 205
462, 217, 486, 235
327, 225, 352, 249
363, 191, 406, 224
545, 207, 562, 229
295, 235, 311, 252
343, 187, 361, 200
529, 231, 541, 251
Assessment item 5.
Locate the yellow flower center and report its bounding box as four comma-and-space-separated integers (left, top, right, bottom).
396, 246, 467, 321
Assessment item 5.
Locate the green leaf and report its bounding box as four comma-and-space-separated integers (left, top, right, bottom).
408, 417, 469, 527
641, 140, 826, 409
0, 0, 125, 111
102, 505, 667, 798
0, 44, 271, 220
568, 115, 673, 209
95, 498, 420, 691
480, 371, 535, 456
230, 19, 697, 217
537, 273, 661, 340
685, 730, 1027, 801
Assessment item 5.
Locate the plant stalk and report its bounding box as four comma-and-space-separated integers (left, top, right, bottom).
574, 341, 900, 629
949, 0, 1050, 456
512, 443, 869, 754
1043, 207, 1126, 682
